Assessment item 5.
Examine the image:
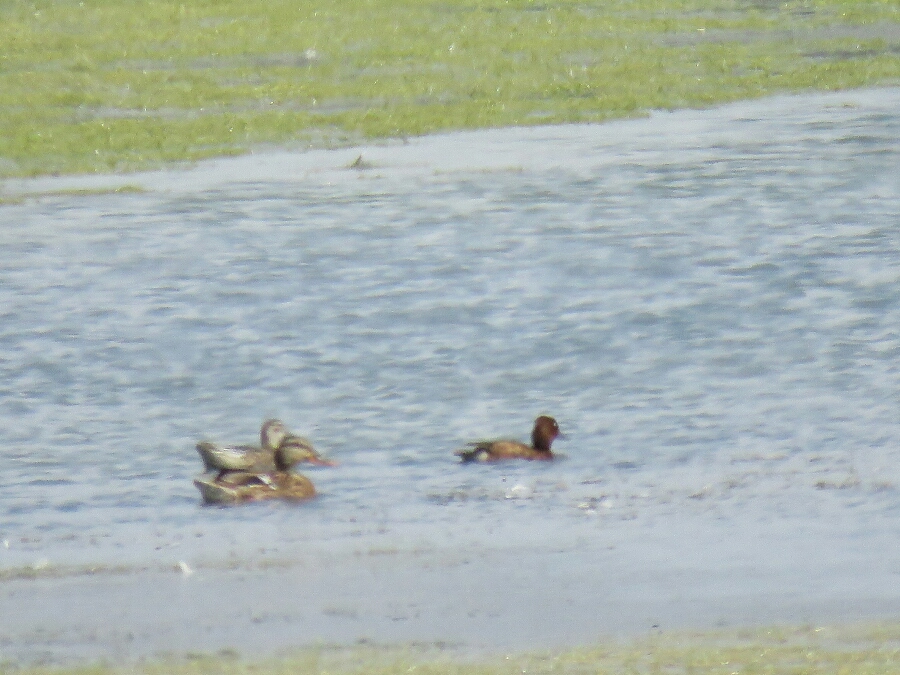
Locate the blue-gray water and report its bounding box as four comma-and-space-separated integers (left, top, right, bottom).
1, 89, 900, 660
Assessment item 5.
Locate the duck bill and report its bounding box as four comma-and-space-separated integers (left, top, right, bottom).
309, 457, 339, 466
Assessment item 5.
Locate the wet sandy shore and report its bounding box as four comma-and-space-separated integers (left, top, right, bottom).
6, 532, 900, 666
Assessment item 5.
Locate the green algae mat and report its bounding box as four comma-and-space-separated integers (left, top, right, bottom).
1, 0, 898, 178
9, 623, 900, 674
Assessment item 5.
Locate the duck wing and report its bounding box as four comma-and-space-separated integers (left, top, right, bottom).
196, 441, 276, 472
456, 439, 539, 462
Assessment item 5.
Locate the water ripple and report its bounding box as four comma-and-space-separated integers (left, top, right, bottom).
0, 89, 899, 571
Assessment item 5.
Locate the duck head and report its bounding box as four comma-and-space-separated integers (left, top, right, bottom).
276, 434, 338, 469
532, 415, 562, 453
260, 419, 289, 450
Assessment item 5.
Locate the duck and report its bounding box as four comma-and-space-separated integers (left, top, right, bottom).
196, 419, 288, 476
455, 415, 563, 463
194, 470, 316, 505
196, 420, 336, 478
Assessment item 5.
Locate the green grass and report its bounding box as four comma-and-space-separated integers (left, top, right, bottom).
8, 623, 900, 674
0, 0, 898, 177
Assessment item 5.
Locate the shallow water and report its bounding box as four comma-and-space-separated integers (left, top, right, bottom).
2, 88, 900, 660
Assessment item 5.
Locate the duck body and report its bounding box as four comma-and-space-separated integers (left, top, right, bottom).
458, 439, 553, 462
196, 441, 277, 473
456, 415, 562, 463
196, 419, 288, 473
194, 470, 316, 505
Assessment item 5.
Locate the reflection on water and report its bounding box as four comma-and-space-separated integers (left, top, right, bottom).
1, 89, 899, 574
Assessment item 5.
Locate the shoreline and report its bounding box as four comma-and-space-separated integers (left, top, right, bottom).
9, 622, 900, 674
5, 544, 900, 668
1, 0, 897, 179
2, 85, 897, 202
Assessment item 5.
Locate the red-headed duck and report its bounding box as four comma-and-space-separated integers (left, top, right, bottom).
455, 415, 563, 463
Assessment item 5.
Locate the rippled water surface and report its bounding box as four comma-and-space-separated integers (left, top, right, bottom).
2, 89, 900, 588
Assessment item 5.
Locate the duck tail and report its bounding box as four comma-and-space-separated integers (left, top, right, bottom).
455, 443, 490, 463
196, 441, 218, 471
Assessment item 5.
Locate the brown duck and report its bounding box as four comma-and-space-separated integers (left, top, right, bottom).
455, 415, 563, 463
